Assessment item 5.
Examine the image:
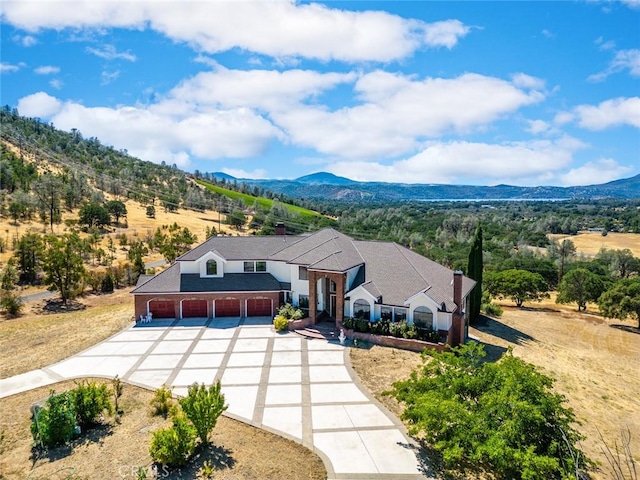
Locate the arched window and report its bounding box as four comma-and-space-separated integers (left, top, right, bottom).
413, 306, 433, 330
353, 299, 370, 320
206, 260, 217, 276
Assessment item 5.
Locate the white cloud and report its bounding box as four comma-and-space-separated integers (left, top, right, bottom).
594, 36, 616, 51
553, 111, 575, 125
511, 73, 546, 90
560, 158, 633, 186
1, 62, 20, 73
34, 65, 60, 75
12, 34, 37, 46
1, 1, 471, 62
621, 0, 640, 9
16, 92, 62, 117
326, 137, 586, 185
101, 70, 120, 85
86, 44, 137, 62
588, 48, 640, 81
273, 71, 545, 158
541, 29, 555, 39
15, 92, 283, 165
573, 97, 640, 130
221, 168, 268, 180
526, 119, 550, 135
49, 78, 63, 90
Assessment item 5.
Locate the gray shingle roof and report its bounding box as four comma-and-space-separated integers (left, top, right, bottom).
178, 235, 298, 261
181, 273, 284, 292
131, 263, 181, 293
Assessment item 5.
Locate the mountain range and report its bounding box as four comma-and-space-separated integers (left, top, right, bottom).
211, 172, 640, 202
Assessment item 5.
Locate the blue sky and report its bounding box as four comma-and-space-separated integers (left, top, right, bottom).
1, 1, 639, 186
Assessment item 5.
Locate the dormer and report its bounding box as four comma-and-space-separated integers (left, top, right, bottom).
198, 251, 226, 278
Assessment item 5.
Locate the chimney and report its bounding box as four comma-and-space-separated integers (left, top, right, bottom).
275, 222, 286, 236
451, 271, 465, 346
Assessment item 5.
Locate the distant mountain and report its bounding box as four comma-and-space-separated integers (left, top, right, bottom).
295, 172, 357, 185
210, 171, 237, 181
232, 171, 640, 202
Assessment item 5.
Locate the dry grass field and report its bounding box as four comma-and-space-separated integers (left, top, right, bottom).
0, 380, 326, 480
350, 297, 640, 480
549, 232, 640, 257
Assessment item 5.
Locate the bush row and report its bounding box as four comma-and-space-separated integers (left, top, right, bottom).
341, 317, 443, 343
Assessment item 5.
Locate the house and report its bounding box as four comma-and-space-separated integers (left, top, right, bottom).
132, 228, 476, 345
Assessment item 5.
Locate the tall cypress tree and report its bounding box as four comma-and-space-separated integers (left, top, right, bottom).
467, 225, 483, 321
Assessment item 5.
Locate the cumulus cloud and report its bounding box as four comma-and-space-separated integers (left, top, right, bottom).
573, 97, 640, 130
526, 119, 550, 135
511, 73, 545, 90
49, 78, 63, 90
16, 92, 283, 165
326, 137, 586, 185
273, 71, 545, 158
34, 65, 60, 75
12, 34, 37, 46
560, 158, 633, 186
86, 44, 137, 62
588, 48, 640, 81
1, 1, 471, 62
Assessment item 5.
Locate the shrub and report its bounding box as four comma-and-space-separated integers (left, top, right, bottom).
418, 329, 441, 343
370, 318, 390, 336
402, 323, 418, 339
277, 303, 304, 320
483, 302, 503, 317
0, 291, 23, 316
342, 317, 356, 330
149, 411, 197, 467
354, 318, 371, 333
178, 381, 227, 445
101, 273, 114, 293
72, 380, 113, 428
273, 314, 289, 331
31, 390, 76, 448
150, 385, 174, 418
388, 321, 403, 338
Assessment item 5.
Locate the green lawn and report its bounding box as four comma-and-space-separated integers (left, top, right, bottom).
197, 180, 324, 218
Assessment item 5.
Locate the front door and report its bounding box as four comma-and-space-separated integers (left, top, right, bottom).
330, 294, 336, 317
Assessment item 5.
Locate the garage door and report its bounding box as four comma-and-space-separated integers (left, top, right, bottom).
215, 299, 240, 317
182, 299, 208, 318
148, 300, 175, 318
247, 298, 272, 317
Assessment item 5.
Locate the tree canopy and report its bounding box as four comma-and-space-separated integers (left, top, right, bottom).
484, 269, 549, 307
598, 278, 640, 328
389, 342, 590, 479
556, 268, 606, 311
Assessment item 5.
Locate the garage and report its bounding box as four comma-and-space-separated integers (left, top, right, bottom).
247, 298, 273, 317
215, 299, 240, 317
148, 300, 175, 318
182, 299, 208, 318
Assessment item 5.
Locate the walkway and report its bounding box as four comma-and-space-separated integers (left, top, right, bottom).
0, 317, 429, 479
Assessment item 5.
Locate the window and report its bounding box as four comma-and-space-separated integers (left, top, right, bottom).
353, 299, 371, 320
329, 280, 337, 293
298, 295, 309, 309
413, 306, 434, 330
206, 260, 217, 276
299, 266, 308, 280
244, 261, 255, 272
243, 261, 267, 273
381, 306, 393, 321
256, 261, 267, 272
394, 307, 407, 322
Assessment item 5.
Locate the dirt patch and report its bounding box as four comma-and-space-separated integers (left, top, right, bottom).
349, 300, 640, 479
548, 232, 640, 257
39, 299, 87, 314
0, 289, 134, 379
0, 380, 326, 480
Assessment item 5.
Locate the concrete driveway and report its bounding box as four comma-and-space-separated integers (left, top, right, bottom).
0, 317, 428, 479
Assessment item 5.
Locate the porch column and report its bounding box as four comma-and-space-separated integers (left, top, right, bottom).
335, 272, 346, 326
308, 269, 318, 324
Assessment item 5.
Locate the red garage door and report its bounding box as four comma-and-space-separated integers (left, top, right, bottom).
182, 300, 208, 318
148, 300, 175, 318
215, 299, 240, 317
247, 298, 272, 317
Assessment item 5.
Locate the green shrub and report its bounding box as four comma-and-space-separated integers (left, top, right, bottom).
178, 381, 227, 445
342, 317, 355, 330
72, 380, 113, 428
149, 411, 197, 467
354, 318, 370, 333
273, 314, 289, 331
483, 302, 504, 317
388, 321, 403, 338
101, 273, 114, 293
150, 385, 174, 418
370, 318, 390, 335
402, 324, 418, 339
0, 291, 23, 316
418, 329, 441, 343
31, 390, 76, 448
277, 303, 304, 320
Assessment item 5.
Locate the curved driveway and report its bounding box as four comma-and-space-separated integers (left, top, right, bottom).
0, 317, 428, 479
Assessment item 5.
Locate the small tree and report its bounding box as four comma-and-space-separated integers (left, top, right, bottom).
105, 200, 127, 225
72, 380, 113, 428
78, 202, 111, 229
556, 268, 606, 311
179, 382, 227, 445
42, 233, 86, 305
227, 210, 246, 230
149, 411, 197, 467
31, 390, 76, 448
484, 269, 549, 307
467, 225, 483, 321
599, 278, 640, 329
146, 205, 156, 219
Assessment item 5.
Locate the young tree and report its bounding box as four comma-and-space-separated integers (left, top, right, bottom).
484, 269, 549, 307
178, 381, 227, 445
34, 173, 63, 232
598, 278, 640, 329
467, 225, 483, 321
390, 342, 590, 479
146, 205, 156, 219
14, 231, 44, 284
227, 210, 247, 230
556, 268, 605, 311
0, 260, 22, 316
128, 241, 149, 276
548, 239, 576, 282
42, 233, 86, 305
